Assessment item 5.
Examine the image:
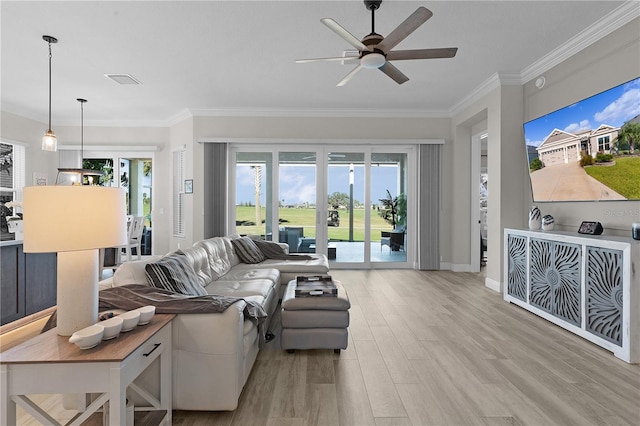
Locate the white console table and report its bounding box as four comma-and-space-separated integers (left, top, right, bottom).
504, 229, 640, 363
0, 314, 174, 425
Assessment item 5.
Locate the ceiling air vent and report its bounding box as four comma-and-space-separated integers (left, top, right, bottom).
104, 74, 141, 85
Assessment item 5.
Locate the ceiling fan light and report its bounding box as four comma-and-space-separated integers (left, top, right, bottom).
361, 53, 385, 69
42, 129, 57, 151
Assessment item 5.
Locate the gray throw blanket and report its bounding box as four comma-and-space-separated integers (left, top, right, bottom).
98, 284, 267, 321
41, 285, 267, 338
98, 284, 269, 346
253, 238, 314, 260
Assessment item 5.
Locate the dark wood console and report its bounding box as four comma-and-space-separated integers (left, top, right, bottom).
1, 241, 57, 326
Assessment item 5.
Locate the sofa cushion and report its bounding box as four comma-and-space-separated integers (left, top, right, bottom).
195, 237, 232, 280
112, 256, 163, 287
145, 254, 208, 296
205, 279, 275, 299
179, 246, 212, 287
223, 236, 241, 267
232, 255, 329, 274
217, 267, 280, 286
230, 237, 266, 264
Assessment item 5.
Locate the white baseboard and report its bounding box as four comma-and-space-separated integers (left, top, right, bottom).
485, 277, 501, 293
450, 263, 473, 272
439, 262, 451, 270
440, 262, 484, 273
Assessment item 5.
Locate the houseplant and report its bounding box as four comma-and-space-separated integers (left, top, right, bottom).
378, 190, 406, 228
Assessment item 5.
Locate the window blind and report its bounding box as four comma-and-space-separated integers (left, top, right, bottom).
173, 149, 185, 237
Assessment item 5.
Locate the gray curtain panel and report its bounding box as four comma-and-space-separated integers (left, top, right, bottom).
418, 144, 440, 270
203, 142, 228, 238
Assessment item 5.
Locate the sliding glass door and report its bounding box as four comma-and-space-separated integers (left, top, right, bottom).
326, 153, 365, 263
370, 152, 407, 264
235, 152, 273, 239
231, 145, 413, 268
278, 152, 316, 252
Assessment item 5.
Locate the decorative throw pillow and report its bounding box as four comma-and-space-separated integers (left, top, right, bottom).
145, 253, 208, 296
231, 236, 266, 264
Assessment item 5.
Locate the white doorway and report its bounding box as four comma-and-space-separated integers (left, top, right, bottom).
471, 132, 488, 272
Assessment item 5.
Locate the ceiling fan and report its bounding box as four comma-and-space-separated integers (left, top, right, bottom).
296, 0, 457, 86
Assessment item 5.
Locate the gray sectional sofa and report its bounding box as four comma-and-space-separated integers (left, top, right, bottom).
98, 235, 329, 411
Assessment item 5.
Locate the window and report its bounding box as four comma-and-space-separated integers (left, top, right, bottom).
173, 149, 185, 237
1, 142, 25, 236
230, 145, 415, 267
598, 136, 610, 152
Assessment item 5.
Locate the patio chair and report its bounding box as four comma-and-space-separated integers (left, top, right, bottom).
381, 226, 405, 251
279, 226, 304, 253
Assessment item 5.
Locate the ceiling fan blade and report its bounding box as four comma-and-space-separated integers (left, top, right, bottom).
337, 64, 363, 87
379, 61, 409, 85
321, 18, 372, 52
376, 7, 433, 53
387, 47, 458, 61
295, 56, 359, 64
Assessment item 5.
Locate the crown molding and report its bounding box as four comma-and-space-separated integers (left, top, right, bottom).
165, 108, 194, 126
520, 1, 640, 84
4, 3, 636, 128
448, 2, 637, 117
58, 144, 161, 152
449, 72, 502, 117
57, 118, 172, 128
188, 107, 451, 119
197, 137, 444, 145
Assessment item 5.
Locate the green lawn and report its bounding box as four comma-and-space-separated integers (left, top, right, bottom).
584, 156, 640, 199
235, 206, 393, 241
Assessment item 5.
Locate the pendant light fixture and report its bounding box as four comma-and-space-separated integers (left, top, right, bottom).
56, 98, 103, 185
42, 35, 58, 151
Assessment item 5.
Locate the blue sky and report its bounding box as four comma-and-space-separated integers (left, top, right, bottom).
237, 164, 400, 205
524, 77, 640, 147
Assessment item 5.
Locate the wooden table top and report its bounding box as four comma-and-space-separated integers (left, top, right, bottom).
0, 314, 174, 364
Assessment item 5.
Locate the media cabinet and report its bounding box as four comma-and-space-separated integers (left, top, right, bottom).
504, 228, 640, 363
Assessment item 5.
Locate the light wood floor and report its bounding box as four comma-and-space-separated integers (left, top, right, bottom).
17, 269, 640, 425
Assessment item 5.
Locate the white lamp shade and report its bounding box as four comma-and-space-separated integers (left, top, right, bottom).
23, 186, 128, 253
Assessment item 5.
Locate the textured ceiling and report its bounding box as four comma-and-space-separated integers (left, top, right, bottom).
0, 1, 630, 126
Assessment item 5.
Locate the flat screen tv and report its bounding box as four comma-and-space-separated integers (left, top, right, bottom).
524, 77, 640, 202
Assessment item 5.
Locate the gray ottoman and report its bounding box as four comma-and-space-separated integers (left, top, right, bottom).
280, 279, 350, 353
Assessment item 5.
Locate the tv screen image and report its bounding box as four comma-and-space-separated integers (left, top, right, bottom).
524, 77, 640, 202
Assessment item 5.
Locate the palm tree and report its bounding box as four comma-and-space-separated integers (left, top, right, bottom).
615, 122, 640, 153
378, 190, 407, 228
252, 166, 262, 227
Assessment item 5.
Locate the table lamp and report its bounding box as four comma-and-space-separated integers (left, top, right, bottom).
23, 186, 127, 336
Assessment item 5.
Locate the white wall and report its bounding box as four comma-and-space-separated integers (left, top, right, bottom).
192, 115, 453, 248
448, 17, 640, 292
4, 17, 637, 275
1, 111, 58, 186
523, 17, 640, 236
450, 82, 527, 290
0, 111, 172, 255
168, 117, 194, 254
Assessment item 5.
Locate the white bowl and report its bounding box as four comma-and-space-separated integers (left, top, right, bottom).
99, 316, 124, 340
119, 310, 141, 332
69, 325, 104, 349
134, 305, 156, 325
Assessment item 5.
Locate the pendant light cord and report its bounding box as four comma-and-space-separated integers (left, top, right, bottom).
48, 41, 52, 131
77, 98, 87, 168
80, 101, 84, 155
